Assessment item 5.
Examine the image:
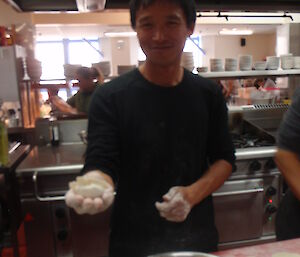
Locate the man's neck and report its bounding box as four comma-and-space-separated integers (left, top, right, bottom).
139, 62, 184, 87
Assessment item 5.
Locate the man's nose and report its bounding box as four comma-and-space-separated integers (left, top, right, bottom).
152, 28, 166, 41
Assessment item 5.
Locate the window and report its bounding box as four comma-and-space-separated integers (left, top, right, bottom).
183, 36, 203, 71
68, 39, 102, 66
35, 41, 65, 80
35, 38, 102, 80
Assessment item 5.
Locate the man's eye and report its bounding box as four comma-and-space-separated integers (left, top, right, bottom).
167, 21, 179, 26
140, 23, 153, 28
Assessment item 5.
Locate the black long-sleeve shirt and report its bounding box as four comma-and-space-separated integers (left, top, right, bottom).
84, 68, 235, 257
278, 88, 300, 154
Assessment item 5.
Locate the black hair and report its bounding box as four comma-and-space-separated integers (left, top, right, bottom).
129, 0, 196, 29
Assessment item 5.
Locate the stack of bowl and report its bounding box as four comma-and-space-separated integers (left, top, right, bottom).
117, 65, 136, 75
266, 56, 280, 70
239, 55, 252, 71
281, 54, 294, 70
92, 61, 111, 77
26, 57, 42, 81
253, 61, 267, 70
181, 52, 194, 71
225, 58, 238, 71
293, 56, 300, 69
210, 58, 223, 72
64, 64, 82, 80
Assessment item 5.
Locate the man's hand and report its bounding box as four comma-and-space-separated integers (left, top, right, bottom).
155, 186, 192, 222
65, 171, 115, 215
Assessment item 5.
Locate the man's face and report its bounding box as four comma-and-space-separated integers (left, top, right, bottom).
135, 1, 194, 67
77, 75, 94, 92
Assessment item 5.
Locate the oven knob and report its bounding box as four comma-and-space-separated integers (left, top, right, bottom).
249, 160, 261, 172
266, 204, 277, 214
266, 186, 277, 196
57, 229, 68, 241
265, 158, 276, 169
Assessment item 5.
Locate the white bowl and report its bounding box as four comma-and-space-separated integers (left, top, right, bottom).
117, 65, 136, 75
281, 56, 294, 69
266, 56, 280, 70
253, 61, 267, 70
92, 61, 111, 77
293, 56, 300, 69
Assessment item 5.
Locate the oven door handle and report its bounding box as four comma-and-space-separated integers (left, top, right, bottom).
33, 171, 66, 202
213, 188, 264, 197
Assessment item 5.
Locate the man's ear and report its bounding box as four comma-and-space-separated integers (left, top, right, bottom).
188, 23, 195, 37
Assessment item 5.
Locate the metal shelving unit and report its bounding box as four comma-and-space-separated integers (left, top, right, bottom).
198, 69, 300, 79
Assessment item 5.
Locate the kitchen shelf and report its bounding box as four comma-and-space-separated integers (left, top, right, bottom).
199, 69, 300, 79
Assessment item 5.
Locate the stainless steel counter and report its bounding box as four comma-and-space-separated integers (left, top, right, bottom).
16, 144, 86, 174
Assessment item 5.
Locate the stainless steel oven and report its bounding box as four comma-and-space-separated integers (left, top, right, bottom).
213, 165, 282, 249
16, 144, 111, 257
213, 104, 288, 249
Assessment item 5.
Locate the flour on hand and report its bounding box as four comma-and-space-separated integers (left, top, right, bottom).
69, 175, 110, 198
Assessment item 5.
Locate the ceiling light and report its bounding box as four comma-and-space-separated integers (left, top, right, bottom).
76, 0, 106, 12
219, 29, 253, 35
104, 31, 137, 37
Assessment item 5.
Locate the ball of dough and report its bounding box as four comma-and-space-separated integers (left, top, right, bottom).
69, 175, 110, 198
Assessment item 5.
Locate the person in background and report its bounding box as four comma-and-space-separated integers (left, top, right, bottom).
66, 66, 99, 114
275, 88, 300, 241
47, 88, 78, 115
48, 67, 99, 115
91, 66, 105, 85
65, 0, 235, 256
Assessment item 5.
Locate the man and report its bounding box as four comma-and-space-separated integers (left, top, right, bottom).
66, 66, 98, 114
49, 66, 99, 115
65, 0, 235, 256
275, 88, 300, 240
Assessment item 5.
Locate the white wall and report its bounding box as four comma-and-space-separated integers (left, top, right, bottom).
276, 24, 290, 56
110, 37, 131, 76
129, 36, 139, 66
202, 33, 276, 69
201, 36, 216, 67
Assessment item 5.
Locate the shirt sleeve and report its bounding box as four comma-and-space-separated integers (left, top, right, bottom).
277, 89, 300, 155
66, 95, 76, 107
207, 86, 236, 167
82, 88, 120, 182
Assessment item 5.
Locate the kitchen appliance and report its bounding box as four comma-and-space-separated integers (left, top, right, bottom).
214, 104, 288, 249
15, 106, 288, 256
0, 46, 26, 103
16, 144, 111, 257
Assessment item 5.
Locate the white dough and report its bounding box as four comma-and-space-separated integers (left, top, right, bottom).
69, 176, 110, 198
272, 253, 300, 257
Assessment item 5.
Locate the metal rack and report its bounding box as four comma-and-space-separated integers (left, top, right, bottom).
199, 69, 300, 79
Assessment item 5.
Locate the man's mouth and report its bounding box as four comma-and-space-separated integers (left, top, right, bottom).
151, 45, 173, 50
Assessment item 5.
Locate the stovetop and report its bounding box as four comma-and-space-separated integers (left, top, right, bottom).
231, 132, 276, 149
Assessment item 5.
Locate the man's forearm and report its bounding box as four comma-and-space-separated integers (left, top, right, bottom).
51, 96, 78, 114
275, 149, 300, 200
185, 160, 232, 207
